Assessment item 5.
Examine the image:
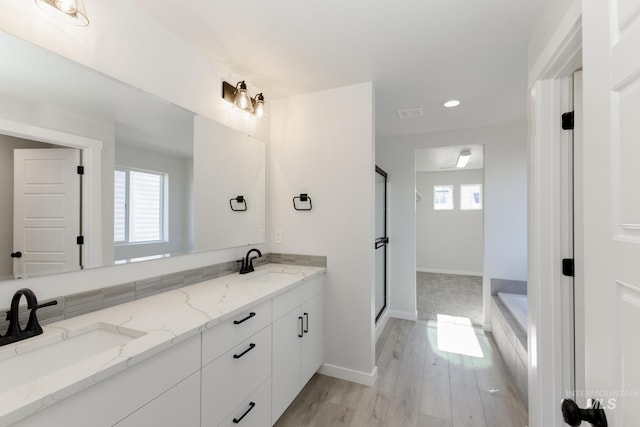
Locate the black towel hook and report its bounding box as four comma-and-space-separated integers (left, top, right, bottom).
230, 196, 247, 211
293, 193, 312, 211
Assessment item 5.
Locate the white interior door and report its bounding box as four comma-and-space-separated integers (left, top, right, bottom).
580, 0, 640, 425
13, 148, 81, 279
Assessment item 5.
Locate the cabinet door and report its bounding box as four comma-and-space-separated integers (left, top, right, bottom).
114, 372, 200, 427
271, 308, 303, 424
301, 292, 324, 384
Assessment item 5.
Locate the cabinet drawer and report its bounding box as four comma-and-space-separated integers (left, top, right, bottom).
11, 334, 201, 427
218, 378, 271, 427
114, 371, 200, 427
202, 325, 272, 427
272, 275, 323, 321
202, 299, 272, 365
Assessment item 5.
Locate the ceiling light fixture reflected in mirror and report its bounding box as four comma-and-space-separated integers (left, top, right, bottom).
254, 93, 265, 118
34, 0, 89, 26
443, 99, 461, 108
222, 80, 266, 117
456, 148, 471, 168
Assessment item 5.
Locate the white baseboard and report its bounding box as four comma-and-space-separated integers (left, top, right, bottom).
375, 313, 390, 341
417, 267, 483, 276
387, 309, 417, 321
318, 363, 378, 387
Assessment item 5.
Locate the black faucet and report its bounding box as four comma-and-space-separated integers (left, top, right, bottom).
239, 249, 262, 274
0, 288, 57, 346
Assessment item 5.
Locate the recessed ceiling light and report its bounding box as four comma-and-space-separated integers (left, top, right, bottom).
443, 99, 461, 108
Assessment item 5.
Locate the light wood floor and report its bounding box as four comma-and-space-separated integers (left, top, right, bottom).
275, 318, 528, 427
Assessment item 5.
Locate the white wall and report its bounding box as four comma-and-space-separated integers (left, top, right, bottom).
0, 135, 53, 279
416, 169, 484, 275
377, 122, 527, 327
114, 143, 192, 261
193, 116, 266, 252
270, 82, 376, 384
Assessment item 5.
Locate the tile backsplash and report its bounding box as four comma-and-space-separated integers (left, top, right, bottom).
0, 253, 326, 330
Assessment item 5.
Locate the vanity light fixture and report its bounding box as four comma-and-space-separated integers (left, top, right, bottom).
222, 81, 266, 117
254, 93, 265, 118
35, 0, 90, 26
443, 99, 461, 108
456, 148, 471, 168
234, 81, 253, 112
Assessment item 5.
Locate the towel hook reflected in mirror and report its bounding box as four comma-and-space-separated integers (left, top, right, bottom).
230, 196, 247, 211
293, 193, 312, 211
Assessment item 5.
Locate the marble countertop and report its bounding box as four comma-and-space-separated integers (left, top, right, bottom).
0, 263, 325, 426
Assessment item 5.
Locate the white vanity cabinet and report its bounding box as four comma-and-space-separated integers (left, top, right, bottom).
271, 276, 324, 424
201, 300, 272, 427
6, 269, 325, 427
113, 372, 201, 427
10, 334, 201, 427
217, 378, 271, 427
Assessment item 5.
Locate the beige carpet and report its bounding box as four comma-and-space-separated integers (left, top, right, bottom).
416, 272, 483, 326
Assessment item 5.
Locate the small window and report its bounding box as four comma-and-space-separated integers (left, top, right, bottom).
460, 184, 482, 210
434, 185, 454, 210
114, 168, 167, 243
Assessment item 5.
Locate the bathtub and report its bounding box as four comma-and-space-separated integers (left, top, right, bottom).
491, 291, 529, 407
497, 292, 527, 332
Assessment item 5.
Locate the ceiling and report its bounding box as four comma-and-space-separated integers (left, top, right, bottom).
416, 145, 484, 172
0, 1, 543, 151
130, 0, 543, 137
0, 31, 194, 157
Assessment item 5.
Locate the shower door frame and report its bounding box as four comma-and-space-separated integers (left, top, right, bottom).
374, 166, 388, 324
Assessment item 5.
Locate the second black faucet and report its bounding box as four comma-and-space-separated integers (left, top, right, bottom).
239, 249, 262, 274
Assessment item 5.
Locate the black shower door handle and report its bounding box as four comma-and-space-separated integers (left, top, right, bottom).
374, 237, 389, 249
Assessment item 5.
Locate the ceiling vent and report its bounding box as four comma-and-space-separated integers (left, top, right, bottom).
397, 107, 424, 119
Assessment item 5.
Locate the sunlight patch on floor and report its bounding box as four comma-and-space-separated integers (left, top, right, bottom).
436, 314, 484, 358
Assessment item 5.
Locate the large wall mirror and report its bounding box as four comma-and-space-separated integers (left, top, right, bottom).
0, 31, 266, 281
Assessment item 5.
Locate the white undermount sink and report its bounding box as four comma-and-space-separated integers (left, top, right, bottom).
245, 270, 300, 284
0, 322, 146, 394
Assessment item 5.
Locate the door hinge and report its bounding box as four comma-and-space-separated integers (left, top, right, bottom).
562, 258, 574, 277
77, 165, 85, 175
77, 235, 84, 245
562, 111, 574, 130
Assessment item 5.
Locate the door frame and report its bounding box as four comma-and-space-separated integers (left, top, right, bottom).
527, 2, 583, 426
0, 118, 104, 270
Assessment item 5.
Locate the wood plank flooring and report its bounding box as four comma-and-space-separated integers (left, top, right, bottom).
274, 318, 528, 427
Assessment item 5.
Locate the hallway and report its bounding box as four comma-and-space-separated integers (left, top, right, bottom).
275, 318, 527, 426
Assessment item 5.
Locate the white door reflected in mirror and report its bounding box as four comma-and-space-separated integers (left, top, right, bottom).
13, 148, 81, 279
